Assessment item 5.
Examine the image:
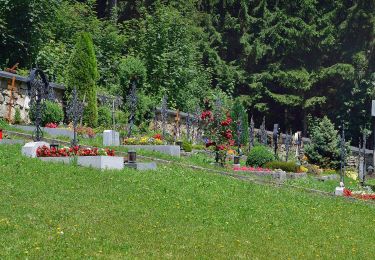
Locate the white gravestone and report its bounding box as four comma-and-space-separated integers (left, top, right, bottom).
21, 141, 50, 158
103, 130, 120, 147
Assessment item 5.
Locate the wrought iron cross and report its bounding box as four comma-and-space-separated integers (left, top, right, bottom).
67, 87, 84, 147
249, 116, 255, 152
339, 125, 346, 184
285, 130, 292, 162
186, 112, 192, 142
28, 69, 54, 141
260, 117, 267, 145
127, 79, 137, 137
161, 95, 168, 138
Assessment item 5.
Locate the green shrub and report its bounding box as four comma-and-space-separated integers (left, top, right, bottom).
182, 142, 193, 152
304, 116, 342, 169
29, 101, 64, 126
14, 108, 21, 124
97, 106, 111, 127
246, 145, 275, 167
264, 161, 298, 172
65, 32, 98, 127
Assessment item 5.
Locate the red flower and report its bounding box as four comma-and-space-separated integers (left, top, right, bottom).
153, 134, 163, 140
343, 188, 352, 197
201, 110, 213, 120
45, 122, 58, 128
206, 141, 216, 148
220, 117, 232, 126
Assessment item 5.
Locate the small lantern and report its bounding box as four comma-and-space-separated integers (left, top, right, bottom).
128, 150, 137, 163
50, 143, 59, 150
233, 155, 241, 166
0, 129, 2, 140
367, 165, 374, 175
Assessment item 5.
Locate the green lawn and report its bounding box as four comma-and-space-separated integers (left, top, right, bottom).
1, 145, 375, 258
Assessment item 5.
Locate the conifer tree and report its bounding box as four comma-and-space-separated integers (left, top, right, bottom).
65, 32, 99, 127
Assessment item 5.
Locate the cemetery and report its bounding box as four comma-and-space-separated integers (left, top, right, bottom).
0, 0, 375, 258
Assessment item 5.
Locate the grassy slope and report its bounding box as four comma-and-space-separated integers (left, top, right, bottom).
1, 144, 375, 259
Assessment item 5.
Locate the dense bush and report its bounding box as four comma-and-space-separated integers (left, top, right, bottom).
29, 101, 64, 126
182, 142, 193, 152
304, 116, 342, 169
97, 106, 111, 127
264, 161, 299, 173
14, 108, 21, 124
246, 145, 275, 167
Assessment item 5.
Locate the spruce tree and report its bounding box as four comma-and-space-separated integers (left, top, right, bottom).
231, 102, 249, 146
65, 32, 99, 127
304, 116, 341, 169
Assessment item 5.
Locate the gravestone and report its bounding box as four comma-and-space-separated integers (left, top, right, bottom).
21, 141, 49, 158
124, 162, 157, 171
103, 130, 120, 146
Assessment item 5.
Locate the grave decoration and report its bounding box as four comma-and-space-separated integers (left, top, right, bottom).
127, 79, 138, 137
273, 124, 279, 157
35, 144, 123, 170
192, 106, 202, 143
161, 95, 168, 138
36, 145, 115, 157
123, 134, 165, 145
335, 125, 346, 196
260, 117, 267, 145
248, 116, 255, 152
27, 68, 55, 141
285, 131, 292, 162
186, 112, 192, 142
174, 110, 181, 142
66, 87, 84, 147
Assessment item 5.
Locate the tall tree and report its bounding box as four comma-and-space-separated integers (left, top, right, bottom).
65, 32, 99, 127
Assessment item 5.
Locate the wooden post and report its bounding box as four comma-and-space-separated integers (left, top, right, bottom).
6, 76, 17, 123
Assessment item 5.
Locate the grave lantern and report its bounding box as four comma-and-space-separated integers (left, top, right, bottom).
0, 129, 2, 140
128, 150, 137, 163
233, 155, 240, 166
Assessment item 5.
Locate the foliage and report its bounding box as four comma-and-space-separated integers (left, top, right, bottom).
200, 99, 235, 165
65, 32, 98, 127
0, 0, 374, 142
97, 106, 112, 127
264, 161, 299, 173
246, 146, 275, 167
29, 101, 64, 126
118, 56, 147, 95
231, 101, 249, 145
304, 116, 342, 169
13, 108, 21, 124
182, 141, 193, 152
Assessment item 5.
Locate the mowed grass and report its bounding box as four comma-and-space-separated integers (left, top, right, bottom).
1, 145, 375, 259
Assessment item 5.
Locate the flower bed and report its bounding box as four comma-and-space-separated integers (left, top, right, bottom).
233, 166, 272, 172
343, 189, 375, 200
36, 145, 115, 157
123, 134, 165, 145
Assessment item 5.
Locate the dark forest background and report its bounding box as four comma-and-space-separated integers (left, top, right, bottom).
0, 0, 374, 143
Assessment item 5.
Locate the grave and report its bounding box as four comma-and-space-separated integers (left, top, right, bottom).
122, 145, 181, 157
103, 130, 120, 146
124, 162, 157, 171
21, 141, 50, 158
77, 156, 124, 170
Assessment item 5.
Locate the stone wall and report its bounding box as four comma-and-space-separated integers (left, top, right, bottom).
0, 71, 64, 124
